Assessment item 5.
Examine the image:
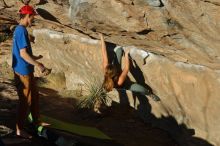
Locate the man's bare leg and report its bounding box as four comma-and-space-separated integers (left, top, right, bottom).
16, 103, 32, 139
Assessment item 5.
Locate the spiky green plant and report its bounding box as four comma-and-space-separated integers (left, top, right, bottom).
77, 77, 110, 110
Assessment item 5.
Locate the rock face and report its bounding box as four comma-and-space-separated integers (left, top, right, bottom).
69, 0, 220, 70
2, 0, 218, 145
31, 0, 220, 145
33, 28, 220, 146
66, 0, 220, 145
33, 29, 103, 90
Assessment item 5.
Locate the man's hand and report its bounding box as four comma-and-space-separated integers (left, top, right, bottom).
36, 62, 45, 73
37, 62, 52, 76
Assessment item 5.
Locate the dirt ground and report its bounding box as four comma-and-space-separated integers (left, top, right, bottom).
0, 68, 178, 146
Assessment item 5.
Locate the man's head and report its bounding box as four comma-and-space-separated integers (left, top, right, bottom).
21, 0, 31, 5
19, 5, 37, 27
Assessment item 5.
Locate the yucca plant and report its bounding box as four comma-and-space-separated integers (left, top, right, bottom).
77, 77, 110, 112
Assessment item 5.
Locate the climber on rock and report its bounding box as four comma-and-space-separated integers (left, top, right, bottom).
100, 33, 160, 101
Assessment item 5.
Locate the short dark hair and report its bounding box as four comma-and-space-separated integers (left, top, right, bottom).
20, 14, 27, 19
19, 13, 33, 19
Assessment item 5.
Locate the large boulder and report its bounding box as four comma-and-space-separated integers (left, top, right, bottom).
33, 29, 220, 146
67, 1, 220, 144
2, 0, 219, 145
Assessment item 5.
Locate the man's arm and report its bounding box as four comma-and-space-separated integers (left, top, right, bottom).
20, 48, 45, 71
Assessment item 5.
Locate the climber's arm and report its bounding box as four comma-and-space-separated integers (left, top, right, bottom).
117, 51, 130, 86
100, 33, 108, 72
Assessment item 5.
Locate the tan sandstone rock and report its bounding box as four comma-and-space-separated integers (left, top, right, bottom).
33, 28, 220, 145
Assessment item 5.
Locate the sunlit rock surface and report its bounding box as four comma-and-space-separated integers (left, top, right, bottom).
33, 28, 220, 145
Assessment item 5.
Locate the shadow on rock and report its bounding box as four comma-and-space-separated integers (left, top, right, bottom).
116, 85, 214, 146
36, 8, 61, 24
36, 0, 48, 5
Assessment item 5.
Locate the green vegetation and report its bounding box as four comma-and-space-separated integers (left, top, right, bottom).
77, 77, 110, 111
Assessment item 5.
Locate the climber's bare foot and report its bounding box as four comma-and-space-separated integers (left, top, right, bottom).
34, 121, 50, 127
38, 122, 50, 126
